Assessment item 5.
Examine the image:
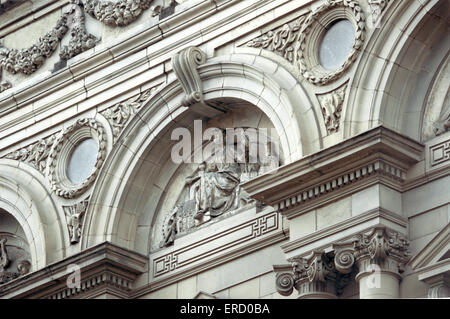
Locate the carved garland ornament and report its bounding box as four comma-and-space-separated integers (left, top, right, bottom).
0, 0, 154, 77
48, 118, 107, 199
79, 0, 153, 27
0, 13, 70, 75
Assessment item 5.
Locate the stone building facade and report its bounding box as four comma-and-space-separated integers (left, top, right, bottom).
0, 0, 448, 299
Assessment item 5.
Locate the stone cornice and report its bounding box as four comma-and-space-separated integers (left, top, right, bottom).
280, 208, 408, 258
0, 242, 148, 299
241, 126, 424, 218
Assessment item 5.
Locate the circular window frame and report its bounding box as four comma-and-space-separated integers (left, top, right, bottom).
48, 118, 107, 199
297, 0, 365, 86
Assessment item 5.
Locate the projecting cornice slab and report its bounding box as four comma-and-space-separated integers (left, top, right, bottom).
242, 126, 424, 218
0, 242, 148, 299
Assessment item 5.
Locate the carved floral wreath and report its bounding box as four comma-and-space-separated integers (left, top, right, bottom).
47, 118, 107, 199
297, 0, 366, 85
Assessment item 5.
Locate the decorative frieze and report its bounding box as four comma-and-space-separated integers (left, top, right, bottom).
153, 210, 279, 278
79, 0, 153, 27
4, 134, 56, 175
171, 46, 207, 107
274, 158, 406, 213
317, 84, 347, 134
63, 197, 90, 244
429, 139, 450, 167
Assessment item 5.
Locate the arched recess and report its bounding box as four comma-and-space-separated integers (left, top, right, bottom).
82, 54, 322, 254
344, 0, 449, 141
0, 159, 67, 270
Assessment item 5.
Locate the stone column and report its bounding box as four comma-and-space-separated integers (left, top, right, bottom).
334, 227, 410, 299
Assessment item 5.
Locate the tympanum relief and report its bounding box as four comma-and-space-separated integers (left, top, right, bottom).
160, 130, 279, 248
0, 236, 31, 285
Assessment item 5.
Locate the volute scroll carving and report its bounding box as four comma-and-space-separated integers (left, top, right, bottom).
171, 46, 207, 107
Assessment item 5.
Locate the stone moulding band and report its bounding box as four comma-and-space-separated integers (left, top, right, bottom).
47, 118, 107, 199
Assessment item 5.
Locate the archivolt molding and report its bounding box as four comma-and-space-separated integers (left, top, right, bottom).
48, 118, 107, 199
82, 54, 320, 252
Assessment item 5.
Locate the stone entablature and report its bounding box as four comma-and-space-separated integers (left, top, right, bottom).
242, 126, 425, 218
0, 242, 148, 299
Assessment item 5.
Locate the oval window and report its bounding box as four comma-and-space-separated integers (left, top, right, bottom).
319, 19, 355, 70
66, 138, 98, 184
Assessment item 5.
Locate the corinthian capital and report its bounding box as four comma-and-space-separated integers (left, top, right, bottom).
333, 227, 410, 278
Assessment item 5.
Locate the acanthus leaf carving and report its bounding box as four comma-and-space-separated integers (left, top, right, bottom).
102, 85, 160, 142
317, 84, 347, 134
79, 0, 153, 27
63, 197, 90, 244
171, 46, 207, 107
246, 16, 306, 63
4, 134, 56, 175
60, 3, 100, 60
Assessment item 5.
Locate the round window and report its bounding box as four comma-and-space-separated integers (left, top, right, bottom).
318, 19, 355, 71
66, 138, 99, 184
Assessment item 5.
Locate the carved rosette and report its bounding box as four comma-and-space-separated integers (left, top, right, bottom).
297, 0, 365, 85
171, 46, 207, 106
80, 0, 153, 27
48, 118, 107, 199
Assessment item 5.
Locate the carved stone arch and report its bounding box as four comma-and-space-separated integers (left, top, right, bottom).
0, 160, 67, 270
344, 0, 448, 140
82, 53, 322, 254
